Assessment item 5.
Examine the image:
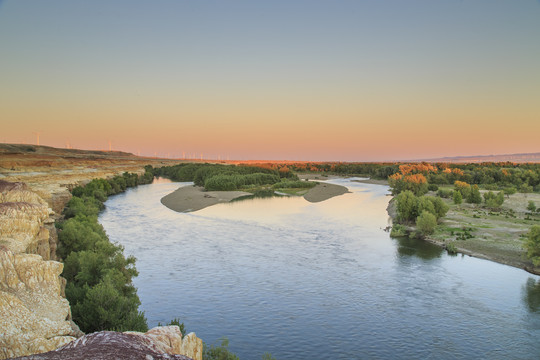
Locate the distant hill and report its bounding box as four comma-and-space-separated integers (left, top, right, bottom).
0, 143, 139, 160
413, 152, 540, 163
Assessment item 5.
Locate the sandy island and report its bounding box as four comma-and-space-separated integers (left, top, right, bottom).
161, 186, 252, 212
161, 181, 350, 213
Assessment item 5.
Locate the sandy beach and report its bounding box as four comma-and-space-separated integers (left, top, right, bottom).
161, 181, 350, 213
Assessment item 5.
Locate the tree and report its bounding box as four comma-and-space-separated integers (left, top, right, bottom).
416, 211, 437, 237
396, 191, 418, 222
417, 196, 436, 217
484, 191, 504, 209
427, 196, 449, 219
467, 185, 482, 204
528, 201, 537, 213
453, 190, 462, 205
454, 180, 471, 198
504, 186, 517, 198
525, 225, 540, 267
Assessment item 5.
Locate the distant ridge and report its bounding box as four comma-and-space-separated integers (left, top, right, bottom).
410, 152, 540, 164
0, 143, 138, 159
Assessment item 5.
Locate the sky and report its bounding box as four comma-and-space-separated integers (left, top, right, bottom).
0, 1, 539, 161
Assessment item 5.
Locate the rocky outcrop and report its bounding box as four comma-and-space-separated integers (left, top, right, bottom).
0, 180, 77, 359
12, 327, 202, 360
0, 249, 77, 359
0, 181, 57, 261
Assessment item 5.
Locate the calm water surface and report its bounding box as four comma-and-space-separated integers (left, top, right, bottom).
99, 178, 540, 359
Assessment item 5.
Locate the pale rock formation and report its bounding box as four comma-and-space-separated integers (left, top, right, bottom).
0, 180, 77, 359
0, 181, 48, 206
129, 326, 203, 360
12, 327, 202, 360
0, 249, 76, 359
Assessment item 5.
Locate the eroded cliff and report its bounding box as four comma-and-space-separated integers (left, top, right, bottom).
0, 181, 77, 359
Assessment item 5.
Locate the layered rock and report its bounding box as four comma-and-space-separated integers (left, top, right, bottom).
0, 181, 77, 359
12, 327, 202, 360
0, 249, 77, 359
0, 180, 56, 260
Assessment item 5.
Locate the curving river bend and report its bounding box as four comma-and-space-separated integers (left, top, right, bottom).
99, 178, 540, 360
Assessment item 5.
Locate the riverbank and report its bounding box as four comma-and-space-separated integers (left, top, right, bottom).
388, 190, 540, 275
160, 181, 351, 213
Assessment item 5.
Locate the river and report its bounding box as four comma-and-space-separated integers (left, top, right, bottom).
99, 178, 540, 360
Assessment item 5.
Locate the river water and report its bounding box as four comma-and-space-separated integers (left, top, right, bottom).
99, 178, 540, 360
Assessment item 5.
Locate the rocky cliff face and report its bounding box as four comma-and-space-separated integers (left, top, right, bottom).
12, 326, 202, 360
0, 180, 78, 359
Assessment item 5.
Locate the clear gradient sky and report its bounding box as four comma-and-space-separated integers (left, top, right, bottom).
1, 1, 539, 161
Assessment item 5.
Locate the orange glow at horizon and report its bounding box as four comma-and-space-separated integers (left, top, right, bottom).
1, 1, 539, 161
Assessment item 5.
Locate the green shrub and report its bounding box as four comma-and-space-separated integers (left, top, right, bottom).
390, 224, 407, 237
484, 191, 504, 209
525, 225, 540, 266
58, 173, 149, 333
467, 185, 482, 204
428, 184, 439, 191
446, 242, 458, 254
416, 211, 437, 237
63, 196, 104, 218
272, 180, 316, 189
203, 337, 239, 360
453, 190, 462, 205
157, 318, 186, 337
437, 189, 453, 198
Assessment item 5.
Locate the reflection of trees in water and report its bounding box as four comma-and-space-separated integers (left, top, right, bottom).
394, 235, 443, 260
231, 189, 281, 203
523, 278, 540, 313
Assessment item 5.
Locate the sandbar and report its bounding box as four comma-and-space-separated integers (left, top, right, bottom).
161, 181, 350, 213
161, 186, 252, 212
303, 182, 350, 203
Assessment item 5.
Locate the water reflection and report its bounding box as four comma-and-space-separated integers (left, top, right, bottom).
524, 278, 540, 313
393, 235, 443, 260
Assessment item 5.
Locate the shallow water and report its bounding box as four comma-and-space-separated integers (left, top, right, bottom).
100, 178, 540, 360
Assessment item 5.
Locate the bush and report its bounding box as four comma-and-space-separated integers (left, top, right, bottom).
427, 196, 449, 219
446, 242, 458, 254
203, 337, 239, 360
437, 189, 453, 198
272, 180, 316, 189
390, 224, 407, 237
525, 225, 540, 266
417, 196, 436, 217
467, 185, 482, 204
528, 201, 537, 213
58, 173, 149, 333
453, 190, 462, 205
504, 187, 517, 198
416, 211, 437, 237
428, 184, 439, 191
157, 318, 186, 337
484, 191, 504, 209
63, 196, 104, 218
